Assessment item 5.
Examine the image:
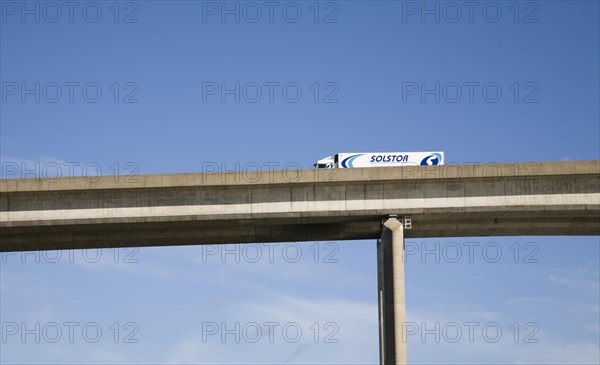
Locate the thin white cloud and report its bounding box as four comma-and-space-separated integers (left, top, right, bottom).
164, 294, 378, 364
506, 297, 552, 305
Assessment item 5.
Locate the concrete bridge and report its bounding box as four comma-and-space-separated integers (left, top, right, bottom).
1, 160, 599, 364
1, 160, 598, 251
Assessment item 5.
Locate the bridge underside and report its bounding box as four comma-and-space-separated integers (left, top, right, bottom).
2, 209, 599, 252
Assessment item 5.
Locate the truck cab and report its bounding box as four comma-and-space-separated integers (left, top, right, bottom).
313, 155, 336, 169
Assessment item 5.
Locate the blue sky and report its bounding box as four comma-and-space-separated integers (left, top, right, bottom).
1, 1, 599, 364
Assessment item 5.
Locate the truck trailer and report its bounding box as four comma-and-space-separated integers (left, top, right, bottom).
313, 152, 444, 169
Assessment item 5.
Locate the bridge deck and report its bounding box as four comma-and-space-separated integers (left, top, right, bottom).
1, 161, 599, 252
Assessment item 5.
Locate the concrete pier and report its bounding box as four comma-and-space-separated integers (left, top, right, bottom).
378, 217, 407, 364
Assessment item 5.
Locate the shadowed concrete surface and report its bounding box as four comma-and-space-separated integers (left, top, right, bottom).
1, 161, 599, 252
378, 218, 407, 364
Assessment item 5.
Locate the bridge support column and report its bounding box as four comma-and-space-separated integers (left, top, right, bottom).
378, 217, 407, 365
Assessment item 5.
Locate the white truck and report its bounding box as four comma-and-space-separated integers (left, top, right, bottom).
313, 152, 444, 168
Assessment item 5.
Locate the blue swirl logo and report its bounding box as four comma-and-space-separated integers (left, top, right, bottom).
420, 153, 442, 166
341, 154, 364, 168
